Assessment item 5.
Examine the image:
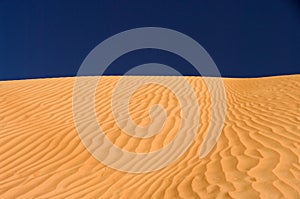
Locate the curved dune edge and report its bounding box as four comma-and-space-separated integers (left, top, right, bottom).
0, 75, 299, 198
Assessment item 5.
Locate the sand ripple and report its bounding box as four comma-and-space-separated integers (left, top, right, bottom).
0, 75, 299, 198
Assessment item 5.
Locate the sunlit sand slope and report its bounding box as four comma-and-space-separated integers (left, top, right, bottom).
0, 75, 299, 198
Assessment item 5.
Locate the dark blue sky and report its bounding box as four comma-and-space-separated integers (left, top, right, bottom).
0, 0, 299, 80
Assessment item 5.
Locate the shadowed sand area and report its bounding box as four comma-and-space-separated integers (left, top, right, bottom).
0, 75, 300, 198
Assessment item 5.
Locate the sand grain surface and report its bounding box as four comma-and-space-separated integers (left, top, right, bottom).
0, 75, 300, 198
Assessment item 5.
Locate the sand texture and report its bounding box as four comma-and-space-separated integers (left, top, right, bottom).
0, 75, 300, 198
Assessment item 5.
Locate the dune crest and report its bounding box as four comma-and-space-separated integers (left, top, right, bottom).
0, 75, 300, 198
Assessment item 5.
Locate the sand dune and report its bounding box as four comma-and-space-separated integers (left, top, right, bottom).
0, 75, 299, 198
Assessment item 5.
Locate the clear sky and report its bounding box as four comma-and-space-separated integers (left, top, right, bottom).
0, 0, 299, 80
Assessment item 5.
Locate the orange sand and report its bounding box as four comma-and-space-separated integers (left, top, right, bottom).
0, 75, 299, 198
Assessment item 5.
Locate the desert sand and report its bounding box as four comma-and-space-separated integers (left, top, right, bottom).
0, 75, 299, 198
